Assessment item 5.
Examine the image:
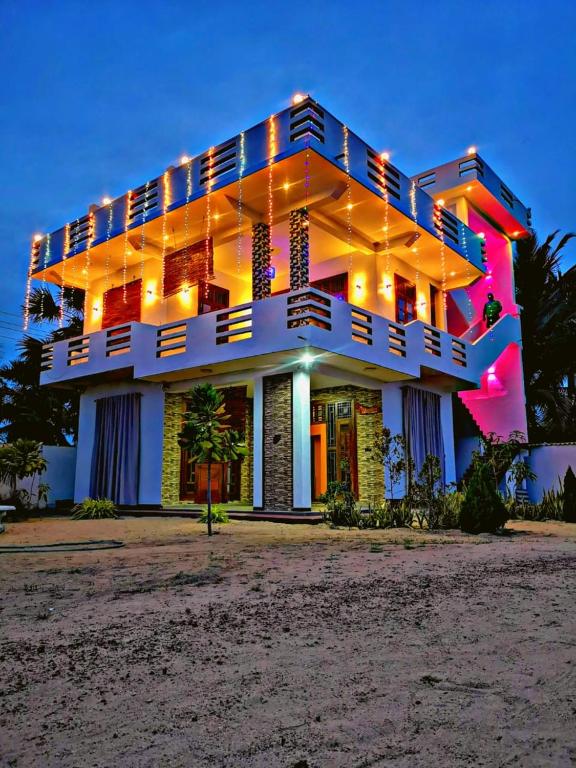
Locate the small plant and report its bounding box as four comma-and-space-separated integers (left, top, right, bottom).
460, 462, 508, 534
563, 466, 576, 523
198, 505, 229, 525
0, 440, 48, 510
438, 490, 464, 529
320, 481, 360, 528
72, 498, 117, 520
360, 500, 394, 529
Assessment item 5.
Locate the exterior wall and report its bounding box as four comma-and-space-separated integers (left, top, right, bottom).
0, 446, 77, 507
74, 381, 165, 505
311, 385, 385, 504
525, 444, 576, 503
239, 399, 253, 504
161, 393, 184, 507
263, 373, 293, 511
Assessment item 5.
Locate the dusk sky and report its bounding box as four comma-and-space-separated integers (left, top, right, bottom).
1, 0, 574, 361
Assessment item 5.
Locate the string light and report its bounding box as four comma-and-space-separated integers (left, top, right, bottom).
266, 115, 276, 284
183, 159, 192, 292
434, 201, 448, 316
102, 199, 114, 323
59, 224, 70, 328
39, 232, 50, 317
139, 181, 150, 294
236, 131, 246, 274
205, 147, 214, 295
379, 153, 391, 297
23, 236, 40, 330
102, 196, 112, 206
83, 211, 95, 294
122, 191, 132, 303
460, 218, 474, 326
343, 126, 353, 278
160, 169, 171, 300
409, 180, 422, 315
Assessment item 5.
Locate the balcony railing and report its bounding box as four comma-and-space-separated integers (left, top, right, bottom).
41, 289, 482, 387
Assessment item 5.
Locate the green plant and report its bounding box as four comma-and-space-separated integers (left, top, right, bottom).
0, 439, 48, 508
360, 500, 394, 529
368, 427, 407, 500
198, 505, 229, 525
563, 466, 576, 523
438, 490, 464, 529
37, 483, 50, 507
72, 498, 117, 520
460, 462, 508, 534
411, 454, 444, 529
320, 481, 360, 528
178, 383, 247, 536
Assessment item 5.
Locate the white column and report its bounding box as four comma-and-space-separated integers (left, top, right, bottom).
292, 368, 311, 510
252, 375, 264, 509
440, 391, 457, 486
138, 385, 165, 505
74, 391, 96, 502
381, 382, 405, 499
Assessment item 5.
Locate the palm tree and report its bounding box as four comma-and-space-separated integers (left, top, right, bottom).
178, 383, 247, 536
0, 286, 84, 444
514, 230, 576, 441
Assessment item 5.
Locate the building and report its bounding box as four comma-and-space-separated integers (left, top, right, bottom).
31, 96, 530, 512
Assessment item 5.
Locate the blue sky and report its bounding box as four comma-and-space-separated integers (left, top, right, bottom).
1, 0, 574, 361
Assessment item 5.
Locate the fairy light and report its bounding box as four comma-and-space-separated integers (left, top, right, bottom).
434, 201, 448, 316
409, 181, 422, 315
139, 181, 150, 290
160, 169, 171, 300
343, 126, 353, 277
205, 147, 214, 294
379, 153, 392, 298
23, 236, 40, 330
39, 232, 51, 317
122, 191, 132, 303
460, 219, 474, 325
59, 224, 70, 328
267, 115, 276, 281
236, 131, 246, 274
101, 199, 114, 323
83, 211, 95, 294
182, 159, 192, 291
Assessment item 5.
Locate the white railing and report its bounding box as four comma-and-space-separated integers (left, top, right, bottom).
41, 289, 483, 386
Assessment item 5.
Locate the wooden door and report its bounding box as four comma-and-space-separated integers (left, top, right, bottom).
193, 463, 228, 504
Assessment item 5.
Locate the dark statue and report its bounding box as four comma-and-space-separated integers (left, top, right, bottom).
482, 292, 502, 328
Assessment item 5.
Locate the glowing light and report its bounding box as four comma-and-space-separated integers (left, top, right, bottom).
437, 198, 445, 207
343, 125, 353, 277
512, 230, 520, 237
33, 234, 43, 242
450, 271, 456, 277
300, 352, 315, 366
467, 146, 477, 155
380, 151, 390, 161
236, 130, 246, 274
487, 366, 496, 374
102, 196, 112, 206
487, 373, 496, 382
92, 304, 100, 314
213, 212, 220, 221
411, 247, 418, 253
283, 181, 291, 191
346, 202, 353, 211
478, 232, 485, 239
292, 93, 305, 105
180, 154, 190, 165
466, 186, 472, 192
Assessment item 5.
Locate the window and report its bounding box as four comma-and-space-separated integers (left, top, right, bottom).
394, 274, 416, 324
311, 273, 348, 301
430, 284, 439, 327
198, 283, 230, 314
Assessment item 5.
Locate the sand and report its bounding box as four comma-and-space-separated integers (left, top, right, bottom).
1, 517, 575, 767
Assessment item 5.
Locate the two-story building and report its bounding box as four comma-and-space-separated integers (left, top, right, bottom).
31, 96, 530, 512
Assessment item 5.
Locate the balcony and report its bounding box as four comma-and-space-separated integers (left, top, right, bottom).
41, 289, 483, 389
413, 153, 531, 237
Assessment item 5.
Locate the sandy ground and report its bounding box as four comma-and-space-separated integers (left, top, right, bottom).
1, 517, 575, 768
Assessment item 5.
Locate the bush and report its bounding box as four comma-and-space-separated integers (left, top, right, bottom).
72, 498, 117, 520
360, 500, 394, 529
198, 505, 229, 525
563, 466, 576, 523
320, 481, 361, 528
438, 491, 464, 529
460, 462, 508, 534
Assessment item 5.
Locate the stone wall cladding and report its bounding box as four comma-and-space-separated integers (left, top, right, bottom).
312, 385, 384, 504
240, 398, 253, 504
263, 373, 293, 511
161, 393, 184, 506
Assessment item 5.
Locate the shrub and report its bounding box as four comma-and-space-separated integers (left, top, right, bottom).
198, 505, 229, 525
72, 498, 117, 520
360, 500, 394, 529
563, 466, 576, 523
438, 490, 464, 529
320, 481, 361, 528
460, 462, 508, 534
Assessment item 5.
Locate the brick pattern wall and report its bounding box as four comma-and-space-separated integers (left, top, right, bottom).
263, 373, 293, 511
312, 385, 384, 504
239, 398, 253, 504
162, 393, 184, 506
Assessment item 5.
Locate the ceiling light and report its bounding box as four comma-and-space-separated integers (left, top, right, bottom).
300, 352, 315, 366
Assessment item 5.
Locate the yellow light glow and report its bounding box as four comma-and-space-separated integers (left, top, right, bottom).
180, 154, 190, 165
417, 291, 428, 320
163, 234, 170, 241
437, 198, 445, 207
144, 280, 158, 306
380, 151, 391, 162
512, 230, 520, 237
411, 247, 418, 254
81, 268, 88, 276
283, 181, 291, 191
102, 196, 112, 205
292, 93, 305, 105
450, 271, 456, 277
33, 234, 42, 242
382, 225, 389, 233
466, 186, 472, 192
380, 274, 394, 301
92, 300, 100, 315
213, 212, 220, 221
346, 202, 353, 211
467, 146, 477, 155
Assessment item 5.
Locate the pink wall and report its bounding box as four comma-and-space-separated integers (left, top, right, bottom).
455, 205, 527, 440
